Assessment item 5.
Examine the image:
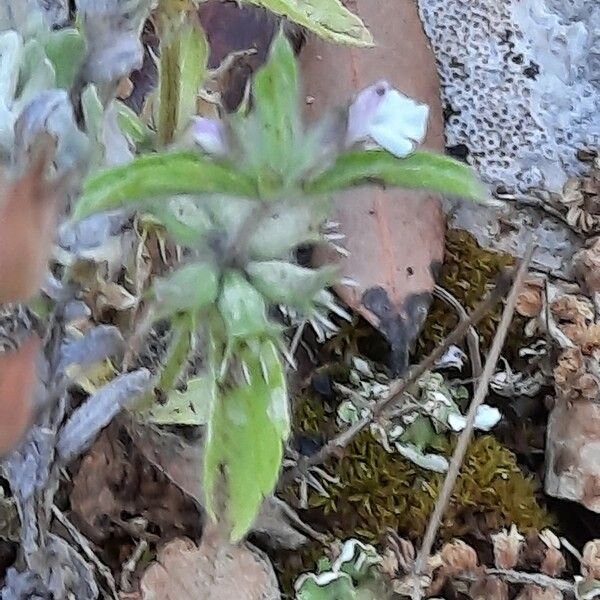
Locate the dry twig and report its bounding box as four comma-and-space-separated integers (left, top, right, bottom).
51, 505, 119, 600
411, 238, 535, 598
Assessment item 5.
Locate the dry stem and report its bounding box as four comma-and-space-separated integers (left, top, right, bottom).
411, 238, 535, 598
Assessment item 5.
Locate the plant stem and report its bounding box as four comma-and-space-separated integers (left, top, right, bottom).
156, 312, 194, 396
156, 0, 189, 146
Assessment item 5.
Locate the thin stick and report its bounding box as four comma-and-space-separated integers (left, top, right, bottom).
433, 284, 482, 378
280, 268, 513, 487
458, 568, 574, 594
52, 505, 119, 600
411, 239, 534, 597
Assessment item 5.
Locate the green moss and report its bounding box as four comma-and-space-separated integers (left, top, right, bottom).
307, 431, 551, 544
419, 229, 519, 354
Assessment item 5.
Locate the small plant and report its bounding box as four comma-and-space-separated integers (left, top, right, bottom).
294, 538, 390, 599
72, 28, 483, 542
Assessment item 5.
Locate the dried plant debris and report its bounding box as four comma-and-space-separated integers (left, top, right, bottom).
139, 536, 280, 600
543, 154, 600, 235
293, 530, 600, 599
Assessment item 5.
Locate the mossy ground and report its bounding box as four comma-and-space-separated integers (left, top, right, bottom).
275, 229, 551, 596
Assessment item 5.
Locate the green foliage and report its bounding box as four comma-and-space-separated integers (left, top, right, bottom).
203, 339, 288, 541
150, 262, 219, 320
72, 152, 258, 221
244, 0, 373, 47
295, 539, 390, 600
43, 28, 85, 89
307, 150, 486, 201
157, 17, 208, 144
72, 27, 485, 542
146, 376, 214, 425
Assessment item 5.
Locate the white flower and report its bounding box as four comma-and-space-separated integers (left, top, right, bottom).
346, 80, 429, 157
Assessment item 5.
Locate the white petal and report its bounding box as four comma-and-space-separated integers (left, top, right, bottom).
474, 405, 501, 431
375, 90, 429, 144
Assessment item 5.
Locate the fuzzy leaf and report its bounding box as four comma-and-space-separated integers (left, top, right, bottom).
73, 152, 258, 221
147, 375, 214, 425
17, 39, 56, 106
203, 340, 288, 541
217, 271, 274, 341
244, 0, 372, 47
44, 28, 85, 89
147, 196, 213, 247
150, 262, 219, 318
247, 261, 337, 310
307, 150, 486, 201
247, 198, 330, 259
250, 30, 300, 179
157, 19, 208, 143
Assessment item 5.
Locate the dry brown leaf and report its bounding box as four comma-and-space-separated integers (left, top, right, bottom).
302, 0, 445, 375
582, 540, 600, 579
516, 279, 544, 317
515, 585, 564, 600
553, 347, 599, 403
573, 238, 600, 296
139, 536, 279, 600
546, 351, 600, 512
0, 336, 38, 455
70, 420, 201, 545
198, 1, 304, 112
0, 135, 66, 305
439, 540, 478, 576
540, 546, 566, 577
492, 525, 524, 570
470, 575, 509, 600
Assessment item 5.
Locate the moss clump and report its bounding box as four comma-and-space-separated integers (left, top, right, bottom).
419, 229, 518, 354
308, 431, 552, 544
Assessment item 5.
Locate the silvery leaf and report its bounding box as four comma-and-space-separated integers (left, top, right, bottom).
56, 369, 151, 465
58, 325, 124, 377
394, 442, 449, 472
14, 89, 89, 172
76, 0, 157, 92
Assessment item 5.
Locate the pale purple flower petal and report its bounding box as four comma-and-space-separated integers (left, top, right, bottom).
346, 80, 430, 158
190, 116, 227, 156
345, 80, 391, 146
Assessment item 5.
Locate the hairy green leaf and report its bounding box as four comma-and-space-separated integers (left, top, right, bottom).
250, 30, 300, 181
295, 574, 356, 600
247, 198, 330, 259
73, 152, 258, 221
44, 28, 85, 89
203, 339, 288, 541
217, 271, 275, 341
244, 0, 372, 47
306, 150, 486, 201
247, 261, 337, 310
150, 262, 219, 318
146, 375, 214, 425
147, 196, 213, 247
115, 101, 153, 146
17, 39, 55, 106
